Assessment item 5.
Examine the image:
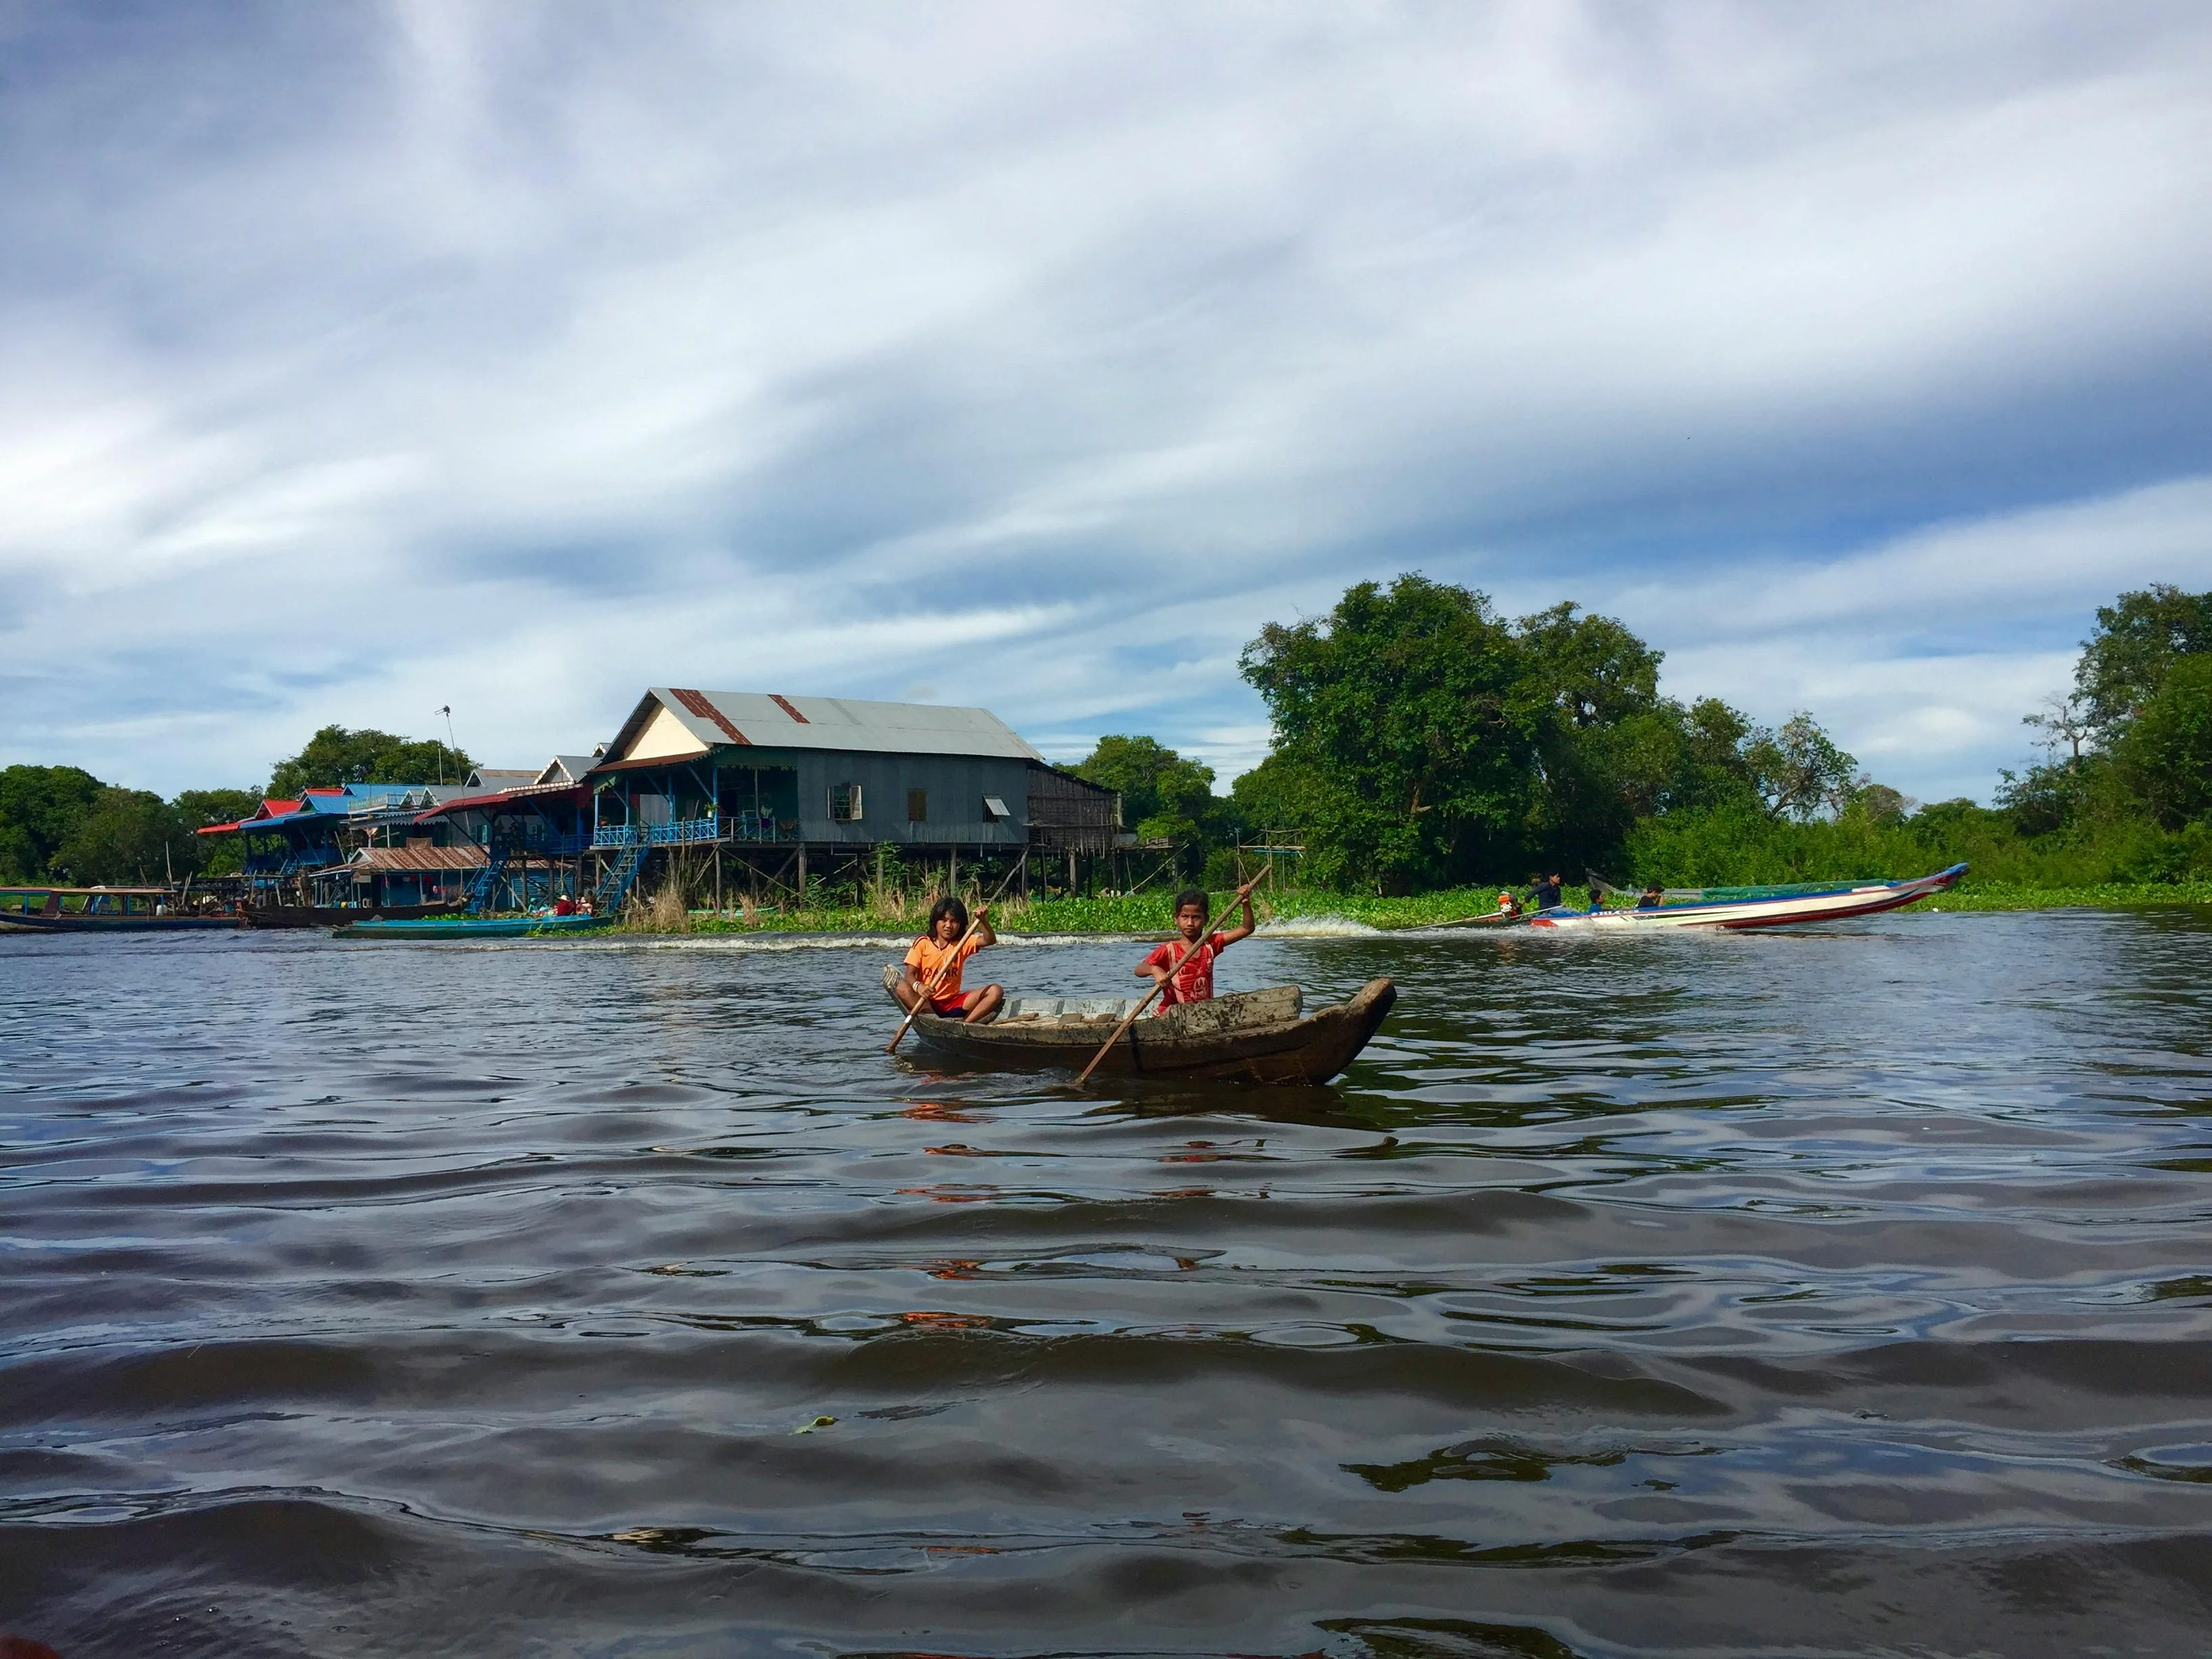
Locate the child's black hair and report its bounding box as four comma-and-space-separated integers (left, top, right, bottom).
1172, 887, 1210, 918
929, 896, 969, 933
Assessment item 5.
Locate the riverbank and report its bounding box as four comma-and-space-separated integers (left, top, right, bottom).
610, 878, 2212, 935
1919, 880, 2212, 912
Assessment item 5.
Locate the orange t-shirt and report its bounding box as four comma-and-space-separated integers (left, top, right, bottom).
905, 933, 984, 1001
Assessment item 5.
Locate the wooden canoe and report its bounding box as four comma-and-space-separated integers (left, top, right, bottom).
882, 964, 1395, 1084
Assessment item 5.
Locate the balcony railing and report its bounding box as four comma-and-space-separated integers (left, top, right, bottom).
594, 817, 722, 849
590, 815, 792, 849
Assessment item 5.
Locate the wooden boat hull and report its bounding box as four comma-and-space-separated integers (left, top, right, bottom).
886, 967, 1397, 1084
0, 912, 239, 933
333, 914, 614, 939
1528, 863, 1967, 932
242, 903, 464, 930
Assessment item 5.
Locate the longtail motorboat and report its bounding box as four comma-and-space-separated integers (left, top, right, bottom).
0, 886, 240, 933
882, 964, 1395, 1083
1528, 863, 1967, 932
1427, 908, 1529, 930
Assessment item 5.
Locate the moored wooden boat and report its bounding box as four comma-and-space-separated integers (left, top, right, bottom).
242, 902, 464, 930
1528, 863, 1967, 932
882, 964, 1395, 1083
0, 886, 239, 933
333, 914, 614, 939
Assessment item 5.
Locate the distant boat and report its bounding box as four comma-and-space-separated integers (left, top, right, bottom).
0, 886, 240, 933
241, 902, 464, 930
332, 913, 613, 940
1528, 863, 1967, 932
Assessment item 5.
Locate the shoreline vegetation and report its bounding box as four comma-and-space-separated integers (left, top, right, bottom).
7, 579, 2205, 914
610, 877, 2212, 937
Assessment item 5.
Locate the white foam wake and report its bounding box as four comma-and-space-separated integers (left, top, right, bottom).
1254, 914, 1385, 937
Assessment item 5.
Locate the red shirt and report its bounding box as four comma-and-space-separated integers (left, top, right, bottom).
1144, 932, 1229, 1012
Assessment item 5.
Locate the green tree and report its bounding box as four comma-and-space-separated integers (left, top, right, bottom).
2075, 583, 2212, 739
1515, 602, 1664, 729
0, 764, 105, 881
1072, 735, 1220, 849
1744, 713, 1858, 821
268, 726, 470, 798
1241, 575, 1544, 890
1513, 603, 1669, 874
2114, 655, 2212, 828
172, 787, 264, 878
52, 788, 188, 885
1225, 752, 1330, 841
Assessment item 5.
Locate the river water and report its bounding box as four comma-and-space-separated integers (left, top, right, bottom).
4, 909, 2211, 1657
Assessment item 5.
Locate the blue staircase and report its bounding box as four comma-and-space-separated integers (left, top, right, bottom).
594, 844, 646, 914
464, 840, 512, 915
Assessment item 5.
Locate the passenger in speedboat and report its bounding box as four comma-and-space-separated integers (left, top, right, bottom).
1531, 873, 1563, 909
896, 897, 1003, 1025
1137, 882, 1258, 1014
1637, 884, 1664, 909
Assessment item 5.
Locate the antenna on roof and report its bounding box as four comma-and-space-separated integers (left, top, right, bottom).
439, 705, 455, 786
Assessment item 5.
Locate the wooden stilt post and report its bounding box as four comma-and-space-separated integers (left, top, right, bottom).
797, 843, 807, 901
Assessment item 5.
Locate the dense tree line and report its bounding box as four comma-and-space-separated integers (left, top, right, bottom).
0, 725, 471, 886
12, 596, 2207, 895
1071, 576, 2212, 893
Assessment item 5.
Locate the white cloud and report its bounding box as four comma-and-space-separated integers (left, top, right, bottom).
1, 3, 2209, 800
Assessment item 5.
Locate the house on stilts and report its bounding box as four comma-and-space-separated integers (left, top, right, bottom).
410, 691, 1122, 916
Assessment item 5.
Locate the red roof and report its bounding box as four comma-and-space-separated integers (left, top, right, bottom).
194, 797, 304, 835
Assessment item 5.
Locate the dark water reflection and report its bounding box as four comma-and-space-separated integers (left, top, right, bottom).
5, 909, 2212, 1656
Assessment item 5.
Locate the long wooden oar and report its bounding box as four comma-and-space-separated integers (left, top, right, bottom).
1074, 865, 1270, 1088
885, 861, 1024, 1054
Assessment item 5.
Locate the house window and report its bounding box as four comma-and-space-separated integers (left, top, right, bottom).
907, 789, 928, 822
983, 796, 1011, 821
830, 783, 863, 822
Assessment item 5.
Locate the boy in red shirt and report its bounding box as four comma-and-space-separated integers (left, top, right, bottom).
896, 897, 1003, 1024
1136, 881, 1258, 1012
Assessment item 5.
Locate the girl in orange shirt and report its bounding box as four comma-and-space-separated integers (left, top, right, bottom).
897, 897, 1004, 1024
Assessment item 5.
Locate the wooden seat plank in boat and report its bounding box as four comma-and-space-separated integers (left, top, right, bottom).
882, 964, 1394, 1084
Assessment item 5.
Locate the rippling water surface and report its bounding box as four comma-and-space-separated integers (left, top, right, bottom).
5, 910, 2212, 1656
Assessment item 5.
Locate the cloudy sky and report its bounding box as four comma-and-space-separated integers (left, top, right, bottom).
4, 1, 2211, 802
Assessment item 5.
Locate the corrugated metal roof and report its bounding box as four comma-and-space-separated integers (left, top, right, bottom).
344, 844, 489, 873
535, 754, 600, 785
611, 689, 1044, 764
